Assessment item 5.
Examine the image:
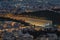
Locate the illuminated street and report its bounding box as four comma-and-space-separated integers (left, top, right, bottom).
0, 14, 52, 27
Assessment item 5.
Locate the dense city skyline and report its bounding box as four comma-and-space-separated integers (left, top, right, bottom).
0, 0, 60, 13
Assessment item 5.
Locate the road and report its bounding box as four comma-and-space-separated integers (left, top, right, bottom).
0, 14, 52, 27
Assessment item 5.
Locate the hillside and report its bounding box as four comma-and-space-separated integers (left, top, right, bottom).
20, 10, 60, 24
